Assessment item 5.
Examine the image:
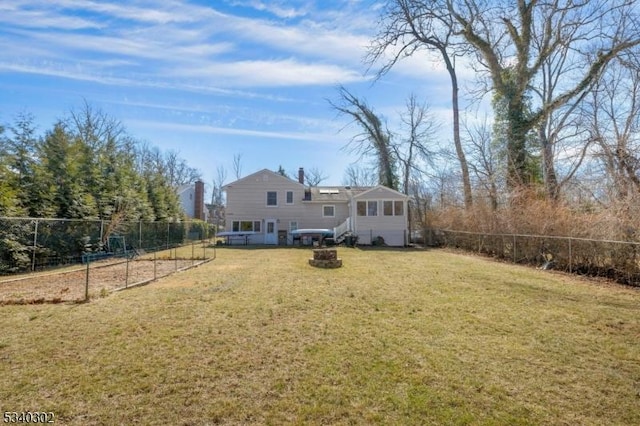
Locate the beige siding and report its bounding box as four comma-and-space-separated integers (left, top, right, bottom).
299, 202, 349, 229
224, 170, 350, 243
224, 174, 408, 246
352, 186, 408, 246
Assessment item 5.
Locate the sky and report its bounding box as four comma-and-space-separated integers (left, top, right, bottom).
0, 0, 462, 193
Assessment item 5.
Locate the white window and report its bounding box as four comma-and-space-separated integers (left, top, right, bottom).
290, 221, 298, 232
383, 200, 404, 216
357, 200, 378, 216
394, 200, 404, 216
367, 201, 378, 216
266, 191, 277, 206
323, 205, 335, 217
232, 221, 261, 232
384, 201, 393, 216
286, 191, 294, 204
357, 201, 366, 216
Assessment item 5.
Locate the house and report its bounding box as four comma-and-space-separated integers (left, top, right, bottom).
177, 180, 207, 221
221, 168, 409, 246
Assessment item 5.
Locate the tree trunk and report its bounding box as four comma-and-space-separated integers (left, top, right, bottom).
539, 127, 559, 201
444, 52, 473, 208
506, 102, 529, 188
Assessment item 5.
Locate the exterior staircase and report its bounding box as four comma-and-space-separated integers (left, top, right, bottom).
333, 218, 357, 246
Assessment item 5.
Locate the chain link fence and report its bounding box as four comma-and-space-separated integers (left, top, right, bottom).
0, 217, 213, 274
0, 217, 217, 304
436, 229, 640, 287
0, 240, 217, 304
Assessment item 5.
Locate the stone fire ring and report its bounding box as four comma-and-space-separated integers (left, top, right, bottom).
309, 248, 342, 268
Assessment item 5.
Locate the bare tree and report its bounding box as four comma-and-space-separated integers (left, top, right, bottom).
305, 167, 329, 186
464, 117, 501, 210
330, 86, 399, 190
447, 0, 640, 188
233, 153, 243, 180
210, 165, 227, 230
393, 94, 438, 195
342, 164, 378, 187
368, 0, 473, 207
373, 1, 640, 192
407, 177, 435, 244
588, 54, 640, 200
531, 21, 593, 201
164, 150, 201, 187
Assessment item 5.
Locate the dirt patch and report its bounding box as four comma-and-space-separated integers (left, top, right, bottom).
0, 258, 199, 304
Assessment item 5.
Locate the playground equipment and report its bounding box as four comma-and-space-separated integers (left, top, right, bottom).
82, 234, 138, 263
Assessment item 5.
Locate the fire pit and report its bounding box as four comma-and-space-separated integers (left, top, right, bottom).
309, 248, 342, 268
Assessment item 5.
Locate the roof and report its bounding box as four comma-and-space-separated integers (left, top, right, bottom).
305, 186, 369, 203
176, 184, 193, 195
222, 168, 303, 190
222, 169, 408, 201
352, 185, 410, 199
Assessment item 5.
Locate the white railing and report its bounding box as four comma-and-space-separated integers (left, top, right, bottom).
333, 218, 351, 239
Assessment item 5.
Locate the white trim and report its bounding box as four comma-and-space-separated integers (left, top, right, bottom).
266, 190, 278, 207
356, 200, 378, 216
265, 219, 278, 244
352, 185, 409, 199
383, 199, 405, 216
322, 204, 335, 217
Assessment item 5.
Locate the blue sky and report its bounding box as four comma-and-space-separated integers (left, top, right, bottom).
0, 0, 460, 190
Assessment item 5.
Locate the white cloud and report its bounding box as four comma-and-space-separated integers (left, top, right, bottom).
49, 0, 206, 25
229, 0, 311, 19
180, 58, 366, 87
1, 1, 375, 90
129, 119, 340, 143
0, 4, 101, 30
224, 14, 371, 64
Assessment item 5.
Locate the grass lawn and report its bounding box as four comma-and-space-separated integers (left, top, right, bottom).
1, 247, 639, 425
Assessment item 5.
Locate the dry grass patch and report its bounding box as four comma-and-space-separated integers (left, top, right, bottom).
1, 247, 639, 425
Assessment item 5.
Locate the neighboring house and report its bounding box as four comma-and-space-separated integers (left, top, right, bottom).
222, 168, 409, 246
177, 180, 207, 221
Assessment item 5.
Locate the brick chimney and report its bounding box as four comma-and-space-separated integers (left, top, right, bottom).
298, 167, 304, 185
194, 180, 205, 220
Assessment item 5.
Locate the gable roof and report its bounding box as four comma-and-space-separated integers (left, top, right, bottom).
222, 168, 304, 190
352, 185, 409, 199
222, 169, 408, 201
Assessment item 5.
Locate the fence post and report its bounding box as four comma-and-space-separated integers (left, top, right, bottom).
166, 222, 170, 249
125, 255, 130, 288
85, 257, 90, 302
568, 238, 572, 273
31, 219, 39, 271
154, 250, 157, 281
139, 221, 142, 249
192, 241, 195, 265
513, 234, 517, 263
174, 248, 178, 271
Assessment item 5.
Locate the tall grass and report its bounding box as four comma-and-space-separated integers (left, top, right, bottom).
431, 189, 640, 241
0, 247, 638, 425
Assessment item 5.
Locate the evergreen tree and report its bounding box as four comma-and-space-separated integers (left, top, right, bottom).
0, 124, 22, 216
6, 113, 39, 215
